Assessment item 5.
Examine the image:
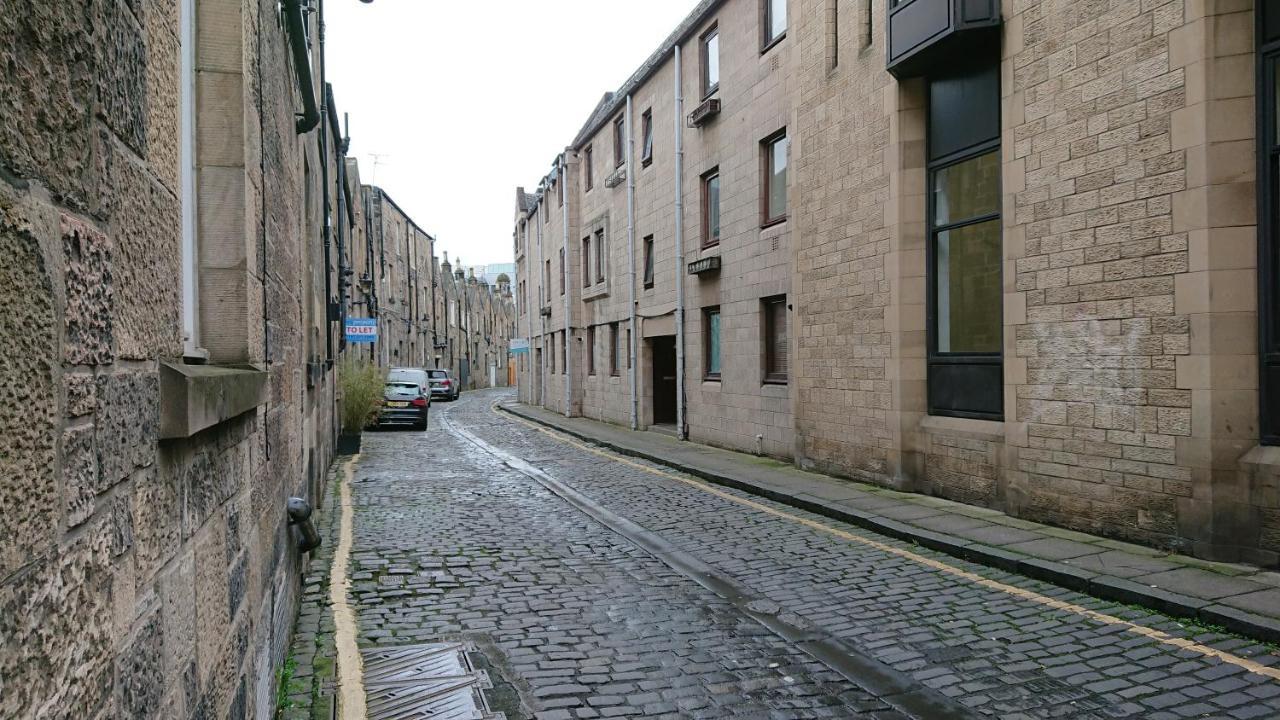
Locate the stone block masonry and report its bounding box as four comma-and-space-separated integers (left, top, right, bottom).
515, 0, 1280, 565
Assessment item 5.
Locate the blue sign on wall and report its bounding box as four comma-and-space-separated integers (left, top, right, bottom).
345, 318, 378, 343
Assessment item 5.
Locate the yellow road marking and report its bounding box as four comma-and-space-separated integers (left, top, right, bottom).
332, 456, 368, 719
494, 404, 1280, 682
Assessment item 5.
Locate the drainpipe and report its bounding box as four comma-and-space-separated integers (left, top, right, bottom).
626, 96, 639, 430
673, 46, 687, 441
282, 0, 320, 134
561, 155, 572, 418
536, 205, 546, 406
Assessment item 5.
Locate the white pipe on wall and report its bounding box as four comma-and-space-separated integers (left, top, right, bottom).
626, 95, 639, 431
673, 45, 687, 441
561, 154, 573, 418
535, 201, 546, 407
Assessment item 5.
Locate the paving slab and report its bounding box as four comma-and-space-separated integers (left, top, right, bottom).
1003, 537, 1104, 561
1135, 568, 1271, 602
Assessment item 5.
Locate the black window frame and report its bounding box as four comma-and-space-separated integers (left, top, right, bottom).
701, 24, 720, 98
594, 229, 606, 283
701, 167, 721, 248
925, 57, 1003, 421
1258, 5, 1280, 444
643, 234, 655, 289
582, 236, 592, 288
610, 322, 621, 376
762, 295, 788, 384
641, 109, 654, 166
704, 306, 722, 380
613, 115, 625, 168
584, 145, 594, 191
761, 129, 788, 227
587, 325, 596, 375
763, 0, 787, 52
559, 247, 565, 295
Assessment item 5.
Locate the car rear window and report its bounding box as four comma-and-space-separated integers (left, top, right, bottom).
428, 371, 448, 378
387, 382, 418, 390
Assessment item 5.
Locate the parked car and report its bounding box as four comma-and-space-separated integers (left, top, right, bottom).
388, 367, 432, 396
378, 380, 430, 430
427, 369, 460, 401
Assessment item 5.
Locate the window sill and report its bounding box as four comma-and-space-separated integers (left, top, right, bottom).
643, 282, 655, 290
159, 360, 268, 440
583, 282, 610, 302
1240, 444, 1280, 469
702, 85, 719, 102
763, 378, 788, 386
761, 216, 787, 230
919, 414, 1005, 441
704, 375, 722, 383
641, 157, 653, 168
760, 32, 786, 55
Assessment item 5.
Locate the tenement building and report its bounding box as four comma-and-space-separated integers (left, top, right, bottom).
515, 0, 1280, 565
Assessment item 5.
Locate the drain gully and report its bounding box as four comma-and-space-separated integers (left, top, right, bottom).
362, 642, 505, 720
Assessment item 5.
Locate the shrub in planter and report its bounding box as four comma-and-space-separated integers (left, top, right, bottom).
338, 355, 383, 454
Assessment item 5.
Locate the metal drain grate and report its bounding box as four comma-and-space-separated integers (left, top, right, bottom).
361, 642, 505, 720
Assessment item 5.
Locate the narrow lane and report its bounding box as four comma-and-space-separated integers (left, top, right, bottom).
349, 389, 1280, 719
349, 391, 905, 719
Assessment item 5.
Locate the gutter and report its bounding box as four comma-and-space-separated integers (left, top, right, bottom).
626, 96, 639, 430
561, 155, 573, 417
283, 0, 321, 134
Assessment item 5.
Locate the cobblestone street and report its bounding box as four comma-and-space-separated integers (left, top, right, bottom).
293, 389, 1280, 719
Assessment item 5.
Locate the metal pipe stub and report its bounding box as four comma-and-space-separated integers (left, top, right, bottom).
287, 497, 323, 552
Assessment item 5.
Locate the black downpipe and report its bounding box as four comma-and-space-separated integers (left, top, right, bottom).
283, 0, 321, 134
317, 0, 333, 364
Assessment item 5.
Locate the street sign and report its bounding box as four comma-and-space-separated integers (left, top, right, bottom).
345, 318, 378, 343
509, 338, 530, 354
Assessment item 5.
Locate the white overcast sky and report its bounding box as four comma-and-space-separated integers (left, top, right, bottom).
324, 0, 697, 267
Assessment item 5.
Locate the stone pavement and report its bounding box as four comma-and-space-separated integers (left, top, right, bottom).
503, 402, 1280, 645
286, 389, 1280, 719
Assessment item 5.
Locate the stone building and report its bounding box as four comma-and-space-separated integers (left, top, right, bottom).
0, 0, 360, 716
358, 186, 436, 368
516, 0, 1280, 564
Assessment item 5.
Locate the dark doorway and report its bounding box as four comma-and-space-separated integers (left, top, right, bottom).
651, 336, 677, 425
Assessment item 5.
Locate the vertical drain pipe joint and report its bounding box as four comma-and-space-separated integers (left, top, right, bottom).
287, 497, 322, 552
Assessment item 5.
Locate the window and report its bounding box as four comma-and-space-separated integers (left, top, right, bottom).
627, 328, 632, 369
557, 178, 563, 207
610, 322, 620, 376
582, 237, 591, 288
764, 0, 787, 48
587, 325, 596, 375
704, 307, 721, 379
595, 229, 606, 283
584, 145, 594, 190
550, 333, 556, 374
762, 130, 788, 225
613, 116, 625, 168
641, 109, 654, 165
927, 58, 1002, 419
763, 296, 788, 383
1259, 6, 1280, 443
544, 198, 549, 224
701, 25, 720, 96
544, 259, 551, 305
701, 168, 721, 247
561, 330, 568, 374
559, 247, 565, 295
643, 235, 655, 288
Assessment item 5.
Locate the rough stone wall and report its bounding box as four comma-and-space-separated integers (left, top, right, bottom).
0, 0, 340, 717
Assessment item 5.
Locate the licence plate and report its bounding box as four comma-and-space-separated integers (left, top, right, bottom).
386, 401, 409, 408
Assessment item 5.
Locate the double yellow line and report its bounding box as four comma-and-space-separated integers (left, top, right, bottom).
496, 405, 1280, 683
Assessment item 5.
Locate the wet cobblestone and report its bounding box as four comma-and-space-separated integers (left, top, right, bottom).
291, 390, 1280, 719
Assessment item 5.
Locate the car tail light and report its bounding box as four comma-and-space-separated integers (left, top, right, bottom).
411, 397, 428, 407
442, 379, 452, 387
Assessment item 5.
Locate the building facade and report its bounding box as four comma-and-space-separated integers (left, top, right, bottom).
516, 0, 1280, 564
0, 1, 516, 718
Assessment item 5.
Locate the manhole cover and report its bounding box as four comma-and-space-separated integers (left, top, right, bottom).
362, 643, 504, 720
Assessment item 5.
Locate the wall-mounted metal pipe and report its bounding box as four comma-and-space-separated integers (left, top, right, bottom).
673, 45, 687, 441
561, 155, 573, 417
282, 0, 321, 134
626, 95, 639, 431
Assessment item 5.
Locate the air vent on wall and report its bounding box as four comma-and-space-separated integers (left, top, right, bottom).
687, 98, 721, 127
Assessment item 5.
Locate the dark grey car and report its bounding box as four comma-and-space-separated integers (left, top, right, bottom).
378, 381, 430, 430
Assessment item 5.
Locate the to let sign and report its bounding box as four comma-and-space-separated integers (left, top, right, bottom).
509, 338, 530, 354
345, 318, 378, 343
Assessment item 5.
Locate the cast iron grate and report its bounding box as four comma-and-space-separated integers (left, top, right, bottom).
361, 642, 505, 720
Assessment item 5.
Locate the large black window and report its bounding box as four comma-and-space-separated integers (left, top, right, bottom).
1259, 5, 1280, 444
927, 57, 1002, 419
